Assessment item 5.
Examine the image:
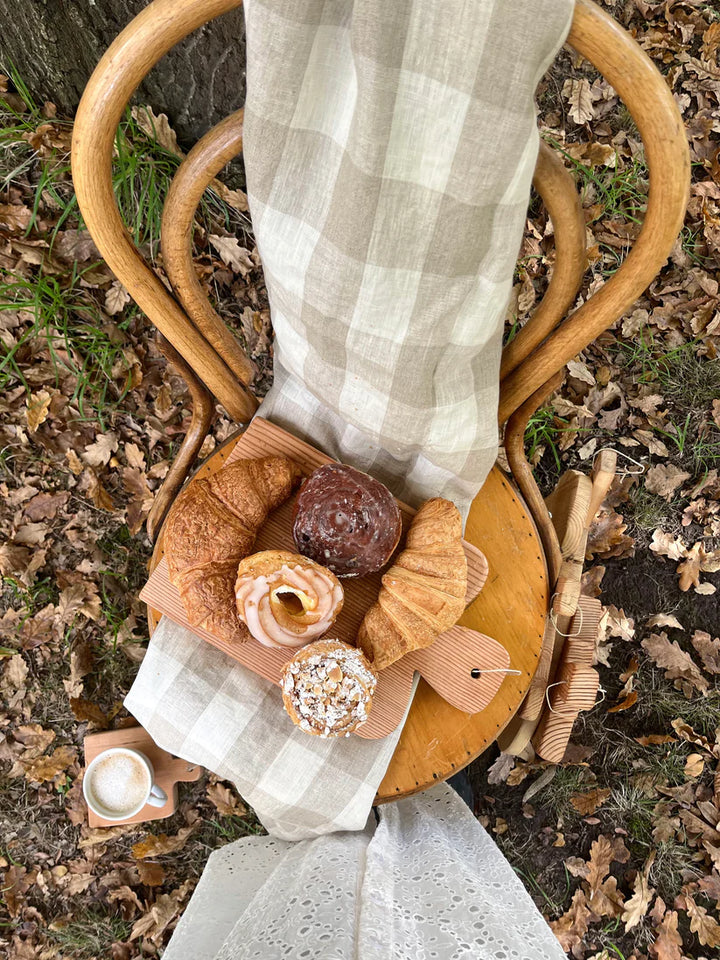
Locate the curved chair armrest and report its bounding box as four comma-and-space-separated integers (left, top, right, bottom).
498, 0, 690, 424
71, 0, 256, 423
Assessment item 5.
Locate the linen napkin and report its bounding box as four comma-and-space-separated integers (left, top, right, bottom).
127, 0, 573, 839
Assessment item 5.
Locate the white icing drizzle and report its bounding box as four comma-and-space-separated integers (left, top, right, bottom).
236, 563, 343, 648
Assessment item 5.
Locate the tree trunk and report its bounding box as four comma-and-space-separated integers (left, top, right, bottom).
0, 0, 246, 147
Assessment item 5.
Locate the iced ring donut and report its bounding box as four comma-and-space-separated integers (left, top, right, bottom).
280, 639, 378, 737
292, 463, 402, 577
234, 550, 343, 649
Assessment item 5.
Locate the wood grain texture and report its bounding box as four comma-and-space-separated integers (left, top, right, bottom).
532, 662, 599, 763
500, 141, 587, 385
161, 108, 258, 397
142, 418, 507, 740
146, 333, 215, 542
83, 726, 202, 828
147, 428, 547, 796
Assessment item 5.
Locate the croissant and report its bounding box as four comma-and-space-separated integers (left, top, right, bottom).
357, 498, 467, 669
164, 457, 303, 644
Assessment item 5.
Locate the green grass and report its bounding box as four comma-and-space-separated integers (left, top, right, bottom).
627, 485, 676, 531
633, 667, 720, 737
46, 909, 132, 958
0, 71, 251, 426
524, 407, 570, 473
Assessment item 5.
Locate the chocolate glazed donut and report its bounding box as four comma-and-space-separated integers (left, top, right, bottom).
292, 463, 402, 577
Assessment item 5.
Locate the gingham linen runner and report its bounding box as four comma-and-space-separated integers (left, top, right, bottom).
244, 0, 573, 517
126, 0, 573, 840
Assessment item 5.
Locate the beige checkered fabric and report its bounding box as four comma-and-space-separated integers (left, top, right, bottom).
244, 0, 574, 515
127, 0, 574, 841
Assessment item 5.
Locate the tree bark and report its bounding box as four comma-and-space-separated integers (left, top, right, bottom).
0, 0, 246, 147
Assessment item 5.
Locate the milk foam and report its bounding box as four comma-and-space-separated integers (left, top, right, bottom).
90, 753, 149, 813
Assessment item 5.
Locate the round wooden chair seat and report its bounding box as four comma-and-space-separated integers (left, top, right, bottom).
147, 431, 548, 802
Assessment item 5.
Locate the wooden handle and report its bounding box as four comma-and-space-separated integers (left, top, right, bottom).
408, 626, 511, 715
586, 450, 618, 526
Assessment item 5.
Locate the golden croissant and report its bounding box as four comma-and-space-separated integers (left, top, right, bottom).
164, 457, 303, 644
357, 498, 467, 669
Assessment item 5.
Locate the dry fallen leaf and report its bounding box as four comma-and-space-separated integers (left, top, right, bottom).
563, 77, 594, 124
641, 632, 709, 697
550, 888, 593, 953
209, 235, 254, 276
649, 529, 688, 562
621, 851, 655, 932
645, 464, 691, 501
650, 908, 683, 960
685, 754, 705, 778
206, 781, 247, 818
682, 894, 720, 947
131, 825, 195, 859
105, 280, 131, 316
586, 508, 635, 560
24, 744, 77, 783
26, 389, 52, 433
137, 861, 167, 887
570, 788, 611, 815
691, 630, 720, 674
82, 432, 119, 467
646, 613, 684, 631
129, 881, 194, 943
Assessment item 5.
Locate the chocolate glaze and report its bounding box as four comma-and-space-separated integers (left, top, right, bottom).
292, 463, 402, 577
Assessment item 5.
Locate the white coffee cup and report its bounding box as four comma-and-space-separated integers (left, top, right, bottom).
83, 747, 168, 821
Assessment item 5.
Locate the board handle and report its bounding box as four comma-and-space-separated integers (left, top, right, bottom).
407, 626, 511, 714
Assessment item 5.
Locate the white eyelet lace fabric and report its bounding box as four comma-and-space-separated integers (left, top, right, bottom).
164, 784, 565, 960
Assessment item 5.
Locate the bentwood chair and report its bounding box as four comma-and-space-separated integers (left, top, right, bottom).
71, 0, 689, 800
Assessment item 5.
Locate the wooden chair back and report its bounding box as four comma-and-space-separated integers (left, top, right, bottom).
71, 0, 690, 548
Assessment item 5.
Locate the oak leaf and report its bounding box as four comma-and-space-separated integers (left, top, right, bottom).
82, 432, 118, 467
683, 894, 720, 947
622, 852, 655, 931
26, 390, 52, 433
206, 781, 247, 818
209, 235, 254, 276
586, 509, 634, 560
23, 491, 69, 521
104, 280, 131, 316
24, 744, 77, 783
570, 787, 611, 815
691, 630, 720, 674
137, 861, 167, 887
563, 78, 594, 124
645, 464, 690, 500
646, 614, 684, 632
131, 825, 195, 859
129, 881, 194, 943
649, 908, 683, 960
550, 888, 593, 952
642, 632, 709, 697
649, 529, 687, 562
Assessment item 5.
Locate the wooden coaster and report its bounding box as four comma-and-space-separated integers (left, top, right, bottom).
83, 727, 203, 828
140, 418, 511, 740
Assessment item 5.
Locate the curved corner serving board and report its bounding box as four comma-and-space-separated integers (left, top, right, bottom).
140, 417, 511, 739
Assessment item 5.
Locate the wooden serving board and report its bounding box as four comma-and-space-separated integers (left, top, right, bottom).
140, 418, 511, 739
83, 726, 203, 828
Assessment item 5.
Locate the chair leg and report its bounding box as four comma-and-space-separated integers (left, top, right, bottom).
146, 333, 216, 542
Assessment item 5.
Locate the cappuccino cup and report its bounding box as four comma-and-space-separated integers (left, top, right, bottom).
83, 747, 167, 821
